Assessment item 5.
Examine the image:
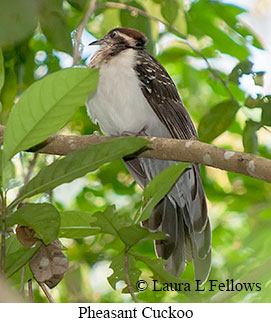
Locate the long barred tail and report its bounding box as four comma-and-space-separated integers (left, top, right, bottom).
126, 159, 211, 283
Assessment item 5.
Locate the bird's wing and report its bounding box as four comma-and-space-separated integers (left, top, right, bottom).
128, 51, 211, 283
134, 51, 197, 139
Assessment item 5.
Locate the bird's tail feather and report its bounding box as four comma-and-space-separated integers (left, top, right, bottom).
125, 158, 211, 283
142, 164, 211, 284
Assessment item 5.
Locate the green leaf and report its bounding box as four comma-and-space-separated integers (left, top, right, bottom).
0, 0, 37, 47
131, 251, 182, 284
254, 72, 264, 87
139, 163, 188, 222
4, 235, 41, 278
173, 0, 187, 35
243, 120, 260, 154
9, 263, 33, 285
244, 95, 271, 126
228, 82, 246, 102
6, 203, 60, 245
67, 0, 87, 11
59, 210, 100, 238
245, 96, 262, 109
187, 1, 249, 60
161, 0, 179, 25
208, 1, 263, 49
160, 0, 187, 35
10, 138, 147, 208
229, 60, 253, 84
208, 1, 244, 28
21, 46, 35, 87
118, 224, 166, 247
0, 49, 4, 93
108, 251, 141, 292
3, 68, 99, 164
0, 57, 18, 124
120, 1, 154, 53
91, 205, 165, 247
38, 0, 73, 54
91, 206, 126, 238
1, 160, 15, 189
0, 150, 15, 187
261, 96, 271, 126
198, 100, 239, 143
158, 46, 192, 63
100, 9, 121, 36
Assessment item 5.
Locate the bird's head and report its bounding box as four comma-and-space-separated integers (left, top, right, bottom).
89, 27, 147, 49
88, 27, 147, 67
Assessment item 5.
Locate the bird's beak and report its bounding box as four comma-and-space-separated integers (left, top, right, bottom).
88, 38, 104, 46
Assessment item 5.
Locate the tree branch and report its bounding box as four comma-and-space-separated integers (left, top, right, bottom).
28, 279, 34, 303
0, 189, 6, 276
0, 125, 270, 183
38, 282, 55, 303
20, 265, 25, 299
99, 1, 186, 38
72, 0, 97, 65
125, 252, 139, 303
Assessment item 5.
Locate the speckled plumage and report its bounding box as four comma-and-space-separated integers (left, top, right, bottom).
86, 28, 211, 283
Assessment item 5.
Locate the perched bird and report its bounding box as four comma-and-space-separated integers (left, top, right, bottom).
87, 27, 211, 283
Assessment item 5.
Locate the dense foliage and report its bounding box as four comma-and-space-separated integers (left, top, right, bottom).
0, 0, 270, 302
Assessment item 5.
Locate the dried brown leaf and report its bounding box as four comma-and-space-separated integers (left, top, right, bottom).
16, 226, 39, 247
30, 240, 69, 288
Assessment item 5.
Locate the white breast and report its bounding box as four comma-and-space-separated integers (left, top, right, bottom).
86, 49, 169, 137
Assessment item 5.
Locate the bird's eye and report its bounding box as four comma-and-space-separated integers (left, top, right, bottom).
110, 31, 117, 39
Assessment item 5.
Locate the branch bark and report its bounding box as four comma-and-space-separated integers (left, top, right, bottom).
0, 125, 270, 183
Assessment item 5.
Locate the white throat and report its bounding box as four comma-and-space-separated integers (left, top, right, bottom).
87, 49, 169, 137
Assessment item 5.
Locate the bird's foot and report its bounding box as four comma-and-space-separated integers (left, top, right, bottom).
93, 130, 101, 136
121, 126, 147, 137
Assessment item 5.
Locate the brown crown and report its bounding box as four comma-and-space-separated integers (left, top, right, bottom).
109, 27, 147, 46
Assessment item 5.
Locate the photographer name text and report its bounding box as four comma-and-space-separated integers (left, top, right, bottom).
136, 279, 261, 292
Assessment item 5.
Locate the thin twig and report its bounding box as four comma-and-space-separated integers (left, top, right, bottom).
124, 251, 139, 303
19, 152, 26, 179
183, 40, 239, 106
28, 279, 34, 303
263, 125, 271, 133
20, 265, 25, 298
17, 152, 38, 199
100, 1, 186, 39
72, 0, 97, 65
23, 153, 38, 186
0, 189, 6, 276
38, 282, 55, 303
